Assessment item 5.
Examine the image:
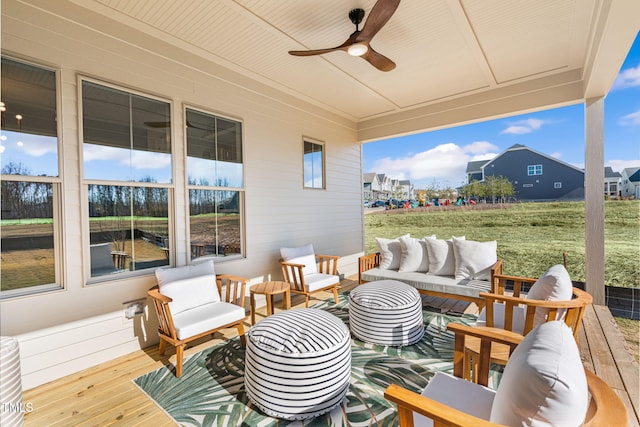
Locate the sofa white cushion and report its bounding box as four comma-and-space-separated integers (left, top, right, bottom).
452, 237, 497, 281
376, 234, 409, 270
172, 301, 245, 340
490, 321, 588, 426
281, 244, 318, 275
414, 371, 496, 427
527, 264, 573, 326
155, 259, 216, 286
424, 236, 464, 276
158, 274, 220, 315
398, 235, 436, 272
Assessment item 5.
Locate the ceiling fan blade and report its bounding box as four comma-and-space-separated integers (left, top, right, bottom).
358, 0, 401, 41
362, 47, 396, 72
289, 47, 343, 56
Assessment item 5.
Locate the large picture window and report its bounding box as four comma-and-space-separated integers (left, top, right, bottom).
186, 108, 243, 259
82, 80, 172, 279
1, 57, 61, 297
303, 139, 325, 189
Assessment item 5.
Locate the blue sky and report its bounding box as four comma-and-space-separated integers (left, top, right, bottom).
364, 33, 640, 190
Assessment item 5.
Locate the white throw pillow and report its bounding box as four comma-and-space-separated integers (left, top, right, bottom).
398, 235, 435, 272
424, 236, 464, 276
490, 321, 588, 427
158, 274, 220, 315
452, 238, 497, 280
280, 243, 318, 275
376, 235, 409, 270
155, 259, 216, 286
527, 264, 574, 327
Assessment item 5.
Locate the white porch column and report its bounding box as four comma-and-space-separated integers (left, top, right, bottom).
584, 97, 605, 305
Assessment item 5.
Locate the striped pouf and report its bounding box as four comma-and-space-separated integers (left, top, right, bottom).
0, 337, 24, 427
244, 308, 351, 420
349, 280, 424, 346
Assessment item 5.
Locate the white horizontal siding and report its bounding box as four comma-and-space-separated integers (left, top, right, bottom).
1, 1, 363, 390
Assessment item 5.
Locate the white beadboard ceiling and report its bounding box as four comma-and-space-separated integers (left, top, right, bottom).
26, 0, 640, 136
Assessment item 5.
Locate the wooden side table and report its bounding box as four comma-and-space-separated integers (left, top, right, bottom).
250, 281, 291, 325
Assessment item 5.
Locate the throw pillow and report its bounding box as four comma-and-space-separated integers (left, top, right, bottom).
490, 321, 588, 426
158, 273, 220, 315
155, 259, 216, 286
527, 264, 574, 326
452, 237, 497, 280
280, 243, 318, 275
424, 236, 464, 276
398, 234, 436, 272
376, 235, 409, 270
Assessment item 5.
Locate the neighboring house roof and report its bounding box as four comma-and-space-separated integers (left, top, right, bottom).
399, 180, 411, 185
363, 173, 377, 184
629, 169, 640, 183
623, 167, 640, 182
604, 167, 622, 178
481, 144, 584, 174
466, 160, 488, 173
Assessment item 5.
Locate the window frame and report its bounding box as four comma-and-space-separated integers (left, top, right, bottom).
527, 164, 543, 176
303, 137, 326, 190
79, 76, 175, 284
184, 105, 246, 261
0, 56, 64, 299
554, 182, 562, 189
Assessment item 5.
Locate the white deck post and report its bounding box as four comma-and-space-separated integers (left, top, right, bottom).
584, 97, 605, 305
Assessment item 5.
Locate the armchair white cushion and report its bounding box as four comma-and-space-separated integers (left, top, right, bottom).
527, 264, 573, 326
280, 244, 318, 276
412, 321, 588, 427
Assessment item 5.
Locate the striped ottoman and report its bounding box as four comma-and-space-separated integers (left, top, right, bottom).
244, 308, 351, 420
349, 280, 424, 346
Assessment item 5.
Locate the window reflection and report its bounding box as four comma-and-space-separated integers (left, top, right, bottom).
186, 109, 243, 187
189, 189, 242, 259
88, 184, 169, 276
82, 81, 172, 183
304, 140, 324, 189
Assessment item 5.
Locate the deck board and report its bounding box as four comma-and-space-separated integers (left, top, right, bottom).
21, 277, 638, 426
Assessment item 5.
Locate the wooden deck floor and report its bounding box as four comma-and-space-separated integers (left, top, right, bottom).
22, 277, 639, 426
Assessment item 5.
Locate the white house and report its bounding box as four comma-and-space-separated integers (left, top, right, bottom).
621, 167, 640, 199
1, 0, 637, 390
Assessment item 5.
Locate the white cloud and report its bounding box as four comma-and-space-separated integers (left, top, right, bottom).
550, 152, 563, 159
612, 64, 640, 90
84, 144, 171, 169
500, 118, 546, 135
371, 142, 499, 187
608, 159, 640, 173
619, 109, 640, 126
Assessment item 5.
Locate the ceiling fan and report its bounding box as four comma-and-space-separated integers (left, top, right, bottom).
288, 0, 400, 72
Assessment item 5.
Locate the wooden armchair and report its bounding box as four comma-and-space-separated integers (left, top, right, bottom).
385, 322, 628, 427
148, 268, 248, 378
280, 244, 340, 307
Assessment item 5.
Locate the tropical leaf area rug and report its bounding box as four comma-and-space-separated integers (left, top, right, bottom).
133, 292, 486, 426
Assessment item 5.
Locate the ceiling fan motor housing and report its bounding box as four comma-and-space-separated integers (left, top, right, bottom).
349, 8, 365, 26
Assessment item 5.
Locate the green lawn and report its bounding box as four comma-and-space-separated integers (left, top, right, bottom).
365, 200, 640, 288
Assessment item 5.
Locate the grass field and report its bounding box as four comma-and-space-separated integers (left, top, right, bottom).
365, 200, 639, 288
364, 200, 640, 361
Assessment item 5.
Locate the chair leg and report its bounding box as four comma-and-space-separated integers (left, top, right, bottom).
175, 344, 184, 378
158, 338, 167, 356
332, 285, 339, 304
305, 295, 310, 308
237, 323, 246, 346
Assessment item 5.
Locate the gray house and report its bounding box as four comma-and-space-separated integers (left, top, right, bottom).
468, 144, 585, 201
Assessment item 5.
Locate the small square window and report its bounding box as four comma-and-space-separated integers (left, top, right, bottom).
303, 139, 325, 189
554, 182, 562, 189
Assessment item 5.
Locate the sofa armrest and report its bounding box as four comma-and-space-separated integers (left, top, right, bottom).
358, 252, 381, 284
491, 270, 538, 297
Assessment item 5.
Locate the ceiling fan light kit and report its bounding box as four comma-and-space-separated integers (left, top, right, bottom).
347, 43, 369, 57
288, 0, 400, 71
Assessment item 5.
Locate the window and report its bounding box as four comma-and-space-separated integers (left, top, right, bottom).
186, 108, 244, 260
82, 80, 171, 279
1, 57, 61, 297
527, 164, 543, 176
554, 182, 562, 189
303, 139, 325, 189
